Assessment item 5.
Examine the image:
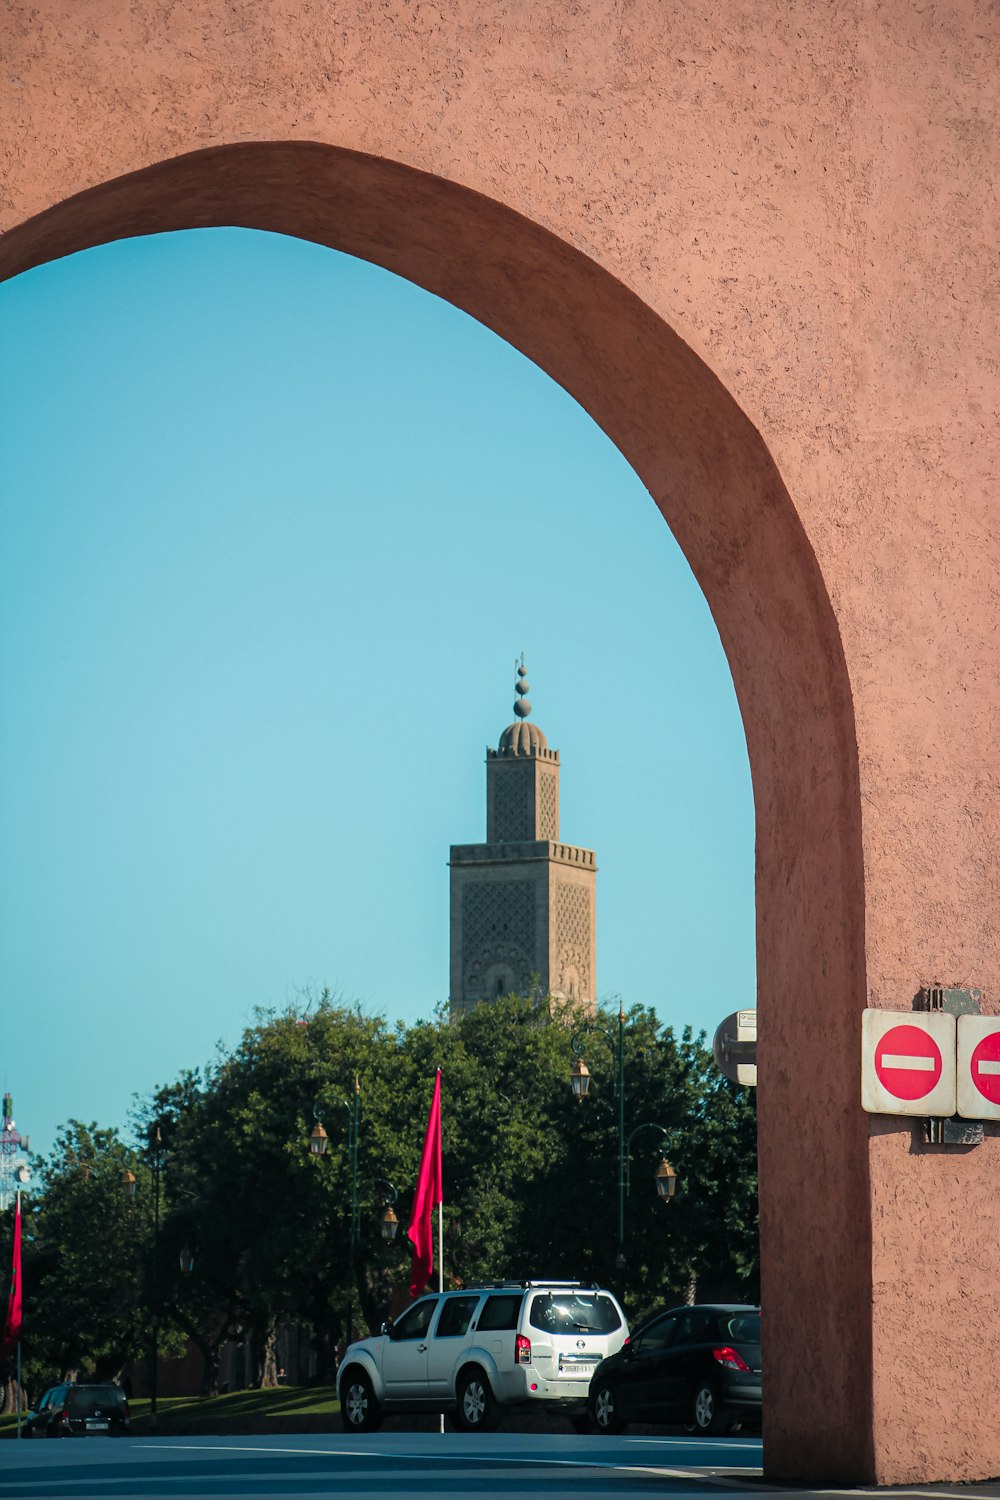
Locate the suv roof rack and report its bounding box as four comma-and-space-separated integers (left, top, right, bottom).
462, 1280, 599, 1291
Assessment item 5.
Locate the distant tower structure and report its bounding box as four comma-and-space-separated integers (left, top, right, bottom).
449, 657, 597, 1015
0, 1093, 30, 1211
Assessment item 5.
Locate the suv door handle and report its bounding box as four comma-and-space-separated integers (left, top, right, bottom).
417, 1343, 428, 1352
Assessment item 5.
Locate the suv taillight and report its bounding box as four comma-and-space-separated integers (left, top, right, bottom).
59, 1408, 70, 1424
712, 1346, 750, 1372
515, 1333, 531, 1365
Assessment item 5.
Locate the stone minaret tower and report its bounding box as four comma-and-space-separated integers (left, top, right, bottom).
449, 657, 597, 1015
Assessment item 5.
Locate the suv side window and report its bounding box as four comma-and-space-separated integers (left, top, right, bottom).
391, 1298, 437, 1340
478, 1294, 521, 1332
435, 1295, 480, 1339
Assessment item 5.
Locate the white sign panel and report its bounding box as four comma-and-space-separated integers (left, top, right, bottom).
712, 1009, 757, 1087
861, 1009, 956, 1117
957, 1015, 1000, 1121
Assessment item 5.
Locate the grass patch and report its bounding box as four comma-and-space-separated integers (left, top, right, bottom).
0, 1386, 341, 1438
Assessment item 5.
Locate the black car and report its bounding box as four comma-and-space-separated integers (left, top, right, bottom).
26, 1383, 130, 1437
588, 1303, 761, 1436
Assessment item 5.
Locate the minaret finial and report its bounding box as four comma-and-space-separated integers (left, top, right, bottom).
514, 653, 532, 719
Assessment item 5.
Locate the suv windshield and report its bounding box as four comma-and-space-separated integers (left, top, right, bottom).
529, 1292, 622, 1334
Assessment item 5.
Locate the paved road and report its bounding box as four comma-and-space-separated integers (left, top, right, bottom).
2, 1431, 758, 1499
2, 1432, 998, 1500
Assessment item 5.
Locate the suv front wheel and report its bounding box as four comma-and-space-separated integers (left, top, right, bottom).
454, 1368, 499, 1432
340, 1368, 383, 1433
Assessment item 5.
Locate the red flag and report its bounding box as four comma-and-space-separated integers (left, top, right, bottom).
407, 1070, 442, 1297
1, 1195, 22, 1358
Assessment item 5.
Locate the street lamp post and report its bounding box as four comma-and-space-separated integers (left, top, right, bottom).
122, 1124, 164, 1427
571, 1002, 677, 1269
148, 1126, 163, 1426
310, 1080, 401, 1350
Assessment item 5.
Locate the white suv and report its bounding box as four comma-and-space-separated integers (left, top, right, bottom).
337, 1280, 629, 1432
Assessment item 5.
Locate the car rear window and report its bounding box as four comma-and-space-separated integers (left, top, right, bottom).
529, 1292, 622, 1335
478, 1294, 521, 1331
65, 1386, 125, 1413
723, 1312, 760, 1344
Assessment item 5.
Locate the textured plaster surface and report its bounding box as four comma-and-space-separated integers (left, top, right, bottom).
1, 1, 998, 1485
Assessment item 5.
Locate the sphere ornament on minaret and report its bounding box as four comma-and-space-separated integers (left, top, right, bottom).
498, 654, 549, 756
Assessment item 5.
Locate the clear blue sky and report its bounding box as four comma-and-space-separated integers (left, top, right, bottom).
0, 228, 755, 1163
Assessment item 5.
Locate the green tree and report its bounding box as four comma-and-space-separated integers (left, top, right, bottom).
12, 1122, 152, 1399
141, 994, 412, 1385
17, 991, 757, 1397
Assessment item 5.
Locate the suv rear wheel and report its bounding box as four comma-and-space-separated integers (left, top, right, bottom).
454, 1368, 499, 1432
340, 1368, 383, 1433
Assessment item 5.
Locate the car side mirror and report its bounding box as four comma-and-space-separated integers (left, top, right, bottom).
379, 1321, 389, 1335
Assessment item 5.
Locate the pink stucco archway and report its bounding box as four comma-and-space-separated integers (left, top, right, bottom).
2, 4, 997, 1485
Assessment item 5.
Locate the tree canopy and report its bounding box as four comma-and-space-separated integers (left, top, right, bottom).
2, 992, 757, 1400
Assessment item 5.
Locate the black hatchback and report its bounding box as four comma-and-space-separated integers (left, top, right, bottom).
26, 1383, 130, 1437
588, 1303, 761, 1435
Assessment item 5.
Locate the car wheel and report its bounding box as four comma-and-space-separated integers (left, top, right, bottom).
692, 1383, 728, 1436
590, 1381, 626, 1435
339, 1368, 383, 1433
454, 1368, 499, 1432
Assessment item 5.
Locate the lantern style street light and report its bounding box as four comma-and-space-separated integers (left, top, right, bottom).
654, 1156, 678, 1201
373, 1178, 399, 1243
571, 1002, 678, 1268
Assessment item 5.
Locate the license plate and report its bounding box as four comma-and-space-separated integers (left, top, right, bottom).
85, 1420, 109, 1430
558, 1353, 599, 1370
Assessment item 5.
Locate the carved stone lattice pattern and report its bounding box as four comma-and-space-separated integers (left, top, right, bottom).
555, 883, 591, 995
537, 769, 557, 840
493, 766, 532, 841
462, 880, 535, 996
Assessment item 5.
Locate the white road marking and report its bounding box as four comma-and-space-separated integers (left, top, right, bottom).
624, 1438, 762, 1449
136, 1439, 763, 1474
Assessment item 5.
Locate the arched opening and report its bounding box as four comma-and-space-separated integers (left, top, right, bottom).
0, 142, 868, 1479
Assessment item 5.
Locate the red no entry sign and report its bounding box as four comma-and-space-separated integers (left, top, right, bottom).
970, 1034, 1000, 1104
873, 1023, 942, 1100
862, 1009, 957, 1117
957, 1016, 1000, 1121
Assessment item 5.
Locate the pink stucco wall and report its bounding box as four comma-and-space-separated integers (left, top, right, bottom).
1, 2, 997, 1483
